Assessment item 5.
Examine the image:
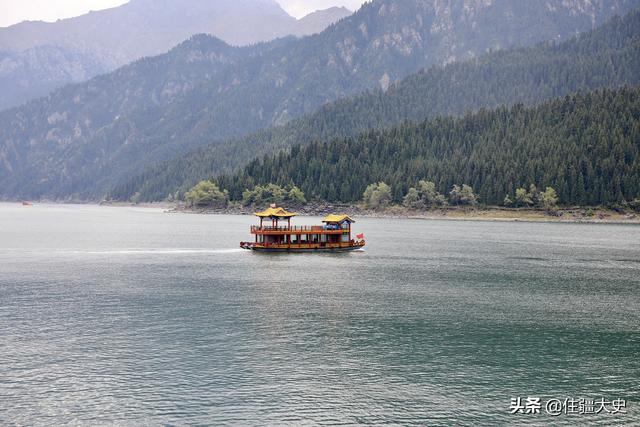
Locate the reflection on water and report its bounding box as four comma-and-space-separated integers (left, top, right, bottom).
0, 204, 639, 425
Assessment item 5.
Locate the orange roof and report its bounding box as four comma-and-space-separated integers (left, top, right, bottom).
322, 214, 355, 223
254, 206, 297, 218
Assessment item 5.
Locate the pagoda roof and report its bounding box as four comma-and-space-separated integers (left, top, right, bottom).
322, 214, 355, 223
254, 206, 297, 218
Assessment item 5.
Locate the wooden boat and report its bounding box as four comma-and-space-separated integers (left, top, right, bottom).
21, 201, 33, 206
240, 205, 365, 252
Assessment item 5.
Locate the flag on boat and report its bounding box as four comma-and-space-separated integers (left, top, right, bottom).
356, 233, 364, 239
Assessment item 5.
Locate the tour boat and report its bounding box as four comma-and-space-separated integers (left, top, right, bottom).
240, 205, 365, 252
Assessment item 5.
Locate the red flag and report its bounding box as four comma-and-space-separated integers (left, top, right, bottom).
356, 233, 364, 239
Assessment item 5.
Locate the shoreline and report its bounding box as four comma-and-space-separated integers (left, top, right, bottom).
168, 203, 640, 225
7, 200, 639, 224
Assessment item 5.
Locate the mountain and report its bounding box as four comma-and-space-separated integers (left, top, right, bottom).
0, 0, 351, 109
1, 0, 639, 201
216, 86, 640, 206
292, 7, 352, 36
0, 34, 264, 199
0, 0, 293, 65
110, 8, 640, 202
0, 46, 109, 111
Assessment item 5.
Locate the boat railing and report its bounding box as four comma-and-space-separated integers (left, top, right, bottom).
251, 225, 348, 232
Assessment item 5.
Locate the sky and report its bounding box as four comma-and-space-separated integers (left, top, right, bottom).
0, 0, 369, 27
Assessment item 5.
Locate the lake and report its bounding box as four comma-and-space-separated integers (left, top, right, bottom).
1, 203, 639, 425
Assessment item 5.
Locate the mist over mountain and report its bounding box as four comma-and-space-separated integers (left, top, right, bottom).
1, 0, 638, 201
0, 0, 352, 110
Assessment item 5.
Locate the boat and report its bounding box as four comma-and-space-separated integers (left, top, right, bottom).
240, 205, 365, 252
21, 201, 33, 206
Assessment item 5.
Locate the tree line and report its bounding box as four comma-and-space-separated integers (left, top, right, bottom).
185, 177, 568, 213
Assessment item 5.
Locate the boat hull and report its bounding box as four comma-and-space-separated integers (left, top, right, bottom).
240, 242, 365, 253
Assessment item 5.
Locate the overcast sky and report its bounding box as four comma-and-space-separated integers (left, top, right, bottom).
0, 0, 368, 27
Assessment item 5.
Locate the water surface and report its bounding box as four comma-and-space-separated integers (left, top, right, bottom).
1, 204, 639, 425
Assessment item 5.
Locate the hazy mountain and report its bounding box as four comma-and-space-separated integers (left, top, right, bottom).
292, 7, 353, 36
1, 0, 638, 201
0, 0, 351, 109
0, 0, 293, 65
109, 8, 640, 202
0, 46, 110, 111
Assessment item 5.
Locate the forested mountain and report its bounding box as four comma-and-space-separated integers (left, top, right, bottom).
110, 8, 640, 202
2, 0, 637, 202
0, 0, 352, 109
214, 87, 640, 206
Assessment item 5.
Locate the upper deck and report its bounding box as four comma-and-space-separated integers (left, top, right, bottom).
251, 225, 349, 235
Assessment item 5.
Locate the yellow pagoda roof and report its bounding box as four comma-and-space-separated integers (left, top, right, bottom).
254, 206, 297, 218
322, 214, 355, 223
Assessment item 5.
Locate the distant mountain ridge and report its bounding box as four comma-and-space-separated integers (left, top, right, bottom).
0, 0, 638, 201
0, 0, 346, 62
292, 7, 353, 36
0, 0, 353, 110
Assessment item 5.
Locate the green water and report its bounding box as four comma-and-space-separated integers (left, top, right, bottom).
0, 204, 638, 425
